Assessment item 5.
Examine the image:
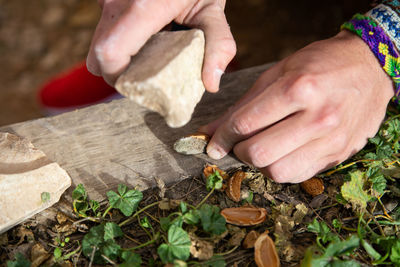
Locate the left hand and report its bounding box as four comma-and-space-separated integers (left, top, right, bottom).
199, 30, 395, 183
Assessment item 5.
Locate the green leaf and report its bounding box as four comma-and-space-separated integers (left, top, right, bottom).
104, 222, 123, 241
72, 184, 87, 201
53, 247, 62, 260
89, 199, 100, 213
41, 192, 50, 203
180, 202, 188, 214
183, 209, 200, 225
203, 255, 226, 267
361, 239, 381, 261
140, 216, 152, 229
341, 171, 372, 213
391, 239, 400, 266
6, 253, 31, 267
160, 217, 171, 232
206, 171, 223, 191
157, 225, 191, 263
307, 218, 339, 244
366, 167, 387, 196
242, 191, 253, 204
198, 204, 226, 235
324, 235, 360, 258
120, 251, 142, 267
82, 224, 122, 264
107, 184, 143, 216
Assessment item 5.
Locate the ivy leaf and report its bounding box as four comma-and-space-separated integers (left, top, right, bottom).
160, 217, 171, 232
206, 171, 223, 191
307, 218, 339, 244
198, 204, 226, 235
180, 202, 188, 214
72, 184, 89, 216
104, 222, 123, 241
341, 171, 372, 213
120, 251, 142, 267
107, 184, 143, 216
366, 167, 387, 197
157, 225, 191, 263
183, 209, 200, 225
6, 253, 31, 267
82, 224, 122, 264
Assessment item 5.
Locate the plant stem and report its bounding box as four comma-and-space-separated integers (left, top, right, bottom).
196, 187, 215, 209
102, 205, 113, 218
126, 234, 159, 250
119, 202, 160, 227
214, 245, 239, 256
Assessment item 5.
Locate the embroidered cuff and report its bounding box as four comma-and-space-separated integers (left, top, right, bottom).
367, 4, 400, 52
341, 14, 400, 97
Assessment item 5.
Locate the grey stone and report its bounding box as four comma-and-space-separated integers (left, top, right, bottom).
0, 132, 71, 233
116, 29, 206, 128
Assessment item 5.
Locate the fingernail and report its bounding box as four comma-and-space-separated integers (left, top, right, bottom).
212, 68, 224, 91
207, 146, 224, 160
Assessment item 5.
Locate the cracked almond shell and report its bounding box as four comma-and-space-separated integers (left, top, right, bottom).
173, 132, 210, 155
226, 171, 247, 202
220, 207, 267, 226
254, 232, 280, 267
243, 230, 260, 249
300, 177, 324, 197
203, 164, 229, 180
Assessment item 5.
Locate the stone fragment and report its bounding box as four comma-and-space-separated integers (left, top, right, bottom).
174, 132, 210, 155
0, 132, 71, 234
116, 29, 206, 128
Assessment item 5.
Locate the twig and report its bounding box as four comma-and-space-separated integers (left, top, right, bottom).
102, 254, 117, 265
124, 233, 142, 245
196, 187, 215, 209
88, 246, 96, 267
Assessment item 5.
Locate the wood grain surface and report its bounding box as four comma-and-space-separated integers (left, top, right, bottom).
0, 64, 271, 222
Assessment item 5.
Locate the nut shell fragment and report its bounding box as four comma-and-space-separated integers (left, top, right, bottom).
203, 164, 229, 180
254, 232, 280, 267
173, 132, 210, 155
243, 230, 260, 249
226, 171, 247, 202
300, 177, 324, 197
221, 207, 267, 226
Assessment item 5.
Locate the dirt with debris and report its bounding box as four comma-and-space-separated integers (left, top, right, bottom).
0, 0, 370, 126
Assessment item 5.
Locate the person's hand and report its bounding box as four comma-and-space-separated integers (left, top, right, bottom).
86, 0, 236, 91
200, 30, 395, 183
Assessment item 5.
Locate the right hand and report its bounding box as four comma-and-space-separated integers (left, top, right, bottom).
86, 0, 236, 92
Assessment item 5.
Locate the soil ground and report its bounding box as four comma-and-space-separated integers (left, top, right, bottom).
0, 0, 370, 126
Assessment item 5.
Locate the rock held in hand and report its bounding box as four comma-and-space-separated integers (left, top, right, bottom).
116, 29, 206, 128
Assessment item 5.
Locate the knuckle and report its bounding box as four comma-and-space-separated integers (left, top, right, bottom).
229, 115, 252, 136
313, 110, 340, 130
94, 42, 117, 64
244, 144, 269, 168
285, 74, 319, 105
265, 164, 293, 183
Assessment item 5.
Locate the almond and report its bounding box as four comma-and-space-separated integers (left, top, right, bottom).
173, 132, 210, 155
300, 177, 324, 197
243, 230, 260, 249
221, 207, 267, 226
226, 171, 247, 202
254, 231, 280, 267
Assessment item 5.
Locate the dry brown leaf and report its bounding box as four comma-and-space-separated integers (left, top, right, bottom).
243, 230, 260, 249
158, 198, 181, 210
16, 226, 35, 245
54, 222, 77, 236
190, 236, 214, 260
227, 225, 246, 247
254, 232, 280, 267
221, 206, 267, 226
300, 177, 324, 197
56, 212, 69, 225
226, 171, 247, 202
31, 243, 50, 267
174, 132, 210, 155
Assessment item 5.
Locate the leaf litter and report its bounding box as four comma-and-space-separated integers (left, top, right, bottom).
3, 107, 400, 266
